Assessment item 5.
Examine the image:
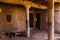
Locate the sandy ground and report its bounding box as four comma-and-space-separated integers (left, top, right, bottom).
0, 29, 60, 40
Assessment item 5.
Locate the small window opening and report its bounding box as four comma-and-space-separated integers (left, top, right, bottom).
6, 15, 12, 22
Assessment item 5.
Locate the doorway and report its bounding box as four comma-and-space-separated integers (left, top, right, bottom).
29, 13, 40, 30
36, 13, 40, 30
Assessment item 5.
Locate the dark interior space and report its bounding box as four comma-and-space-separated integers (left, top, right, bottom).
36, 13, 40, 30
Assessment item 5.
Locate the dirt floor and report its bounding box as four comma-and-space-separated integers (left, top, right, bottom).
0, 29, 60, 40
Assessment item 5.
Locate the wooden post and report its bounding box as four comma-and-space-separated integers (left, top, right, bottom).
47, 0, 54, 40
25, 5, 31, 37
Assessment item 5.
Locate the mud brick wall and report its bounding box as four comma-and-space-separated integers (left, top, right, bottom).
54, 5, 60, 33
0, 4, 26, 32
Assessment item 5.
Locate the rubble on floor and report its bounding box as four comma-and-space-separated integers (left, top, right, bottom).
0, 30, 60, 40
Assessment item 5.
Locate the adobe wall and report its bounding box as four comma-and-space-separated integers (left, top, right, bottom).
54, 4, 60, 33
40, 11, 47, 31
0, 4, 48, 33
0, 4, 26, 32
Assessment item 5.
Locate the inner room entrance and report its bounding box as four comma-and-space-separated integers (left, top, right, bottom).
36, 13, 40, 30
29, 13, 40, 30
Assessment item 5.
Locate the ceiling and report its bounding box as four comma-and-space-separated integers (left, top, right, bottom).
29, 0, 48, 6
29, 0, 60, 6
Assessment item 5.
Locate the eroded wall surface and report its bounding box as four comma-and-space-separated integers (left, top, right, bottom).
40, 11, 47, 31
54, 5, 60, 33
0, 4, 26, 32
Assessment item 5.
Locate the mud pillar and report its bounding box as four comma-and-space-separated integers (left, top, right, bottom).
25, 5, 31, 37
47, 0, 54, 40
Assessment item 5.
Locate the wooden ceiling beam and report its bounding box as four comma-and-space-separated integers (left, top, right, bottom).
55, 0, 60, 2
0, 0, 47, 9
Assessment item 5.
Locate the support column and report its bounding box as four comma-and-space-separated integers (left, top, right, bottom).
25, 5, 31, 37
47, 0, 54, 40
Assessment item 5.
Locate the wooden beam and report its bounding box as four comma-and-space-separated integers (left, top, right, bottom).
47, 0, 54, 40
55, 0, 60, 2
25, 5, 30, 37
0, 0, 47, 9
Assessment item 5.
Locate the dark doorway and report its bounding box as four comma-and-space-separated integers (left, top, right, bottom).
29, 13, 34, 28
36, 13, 40, 30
